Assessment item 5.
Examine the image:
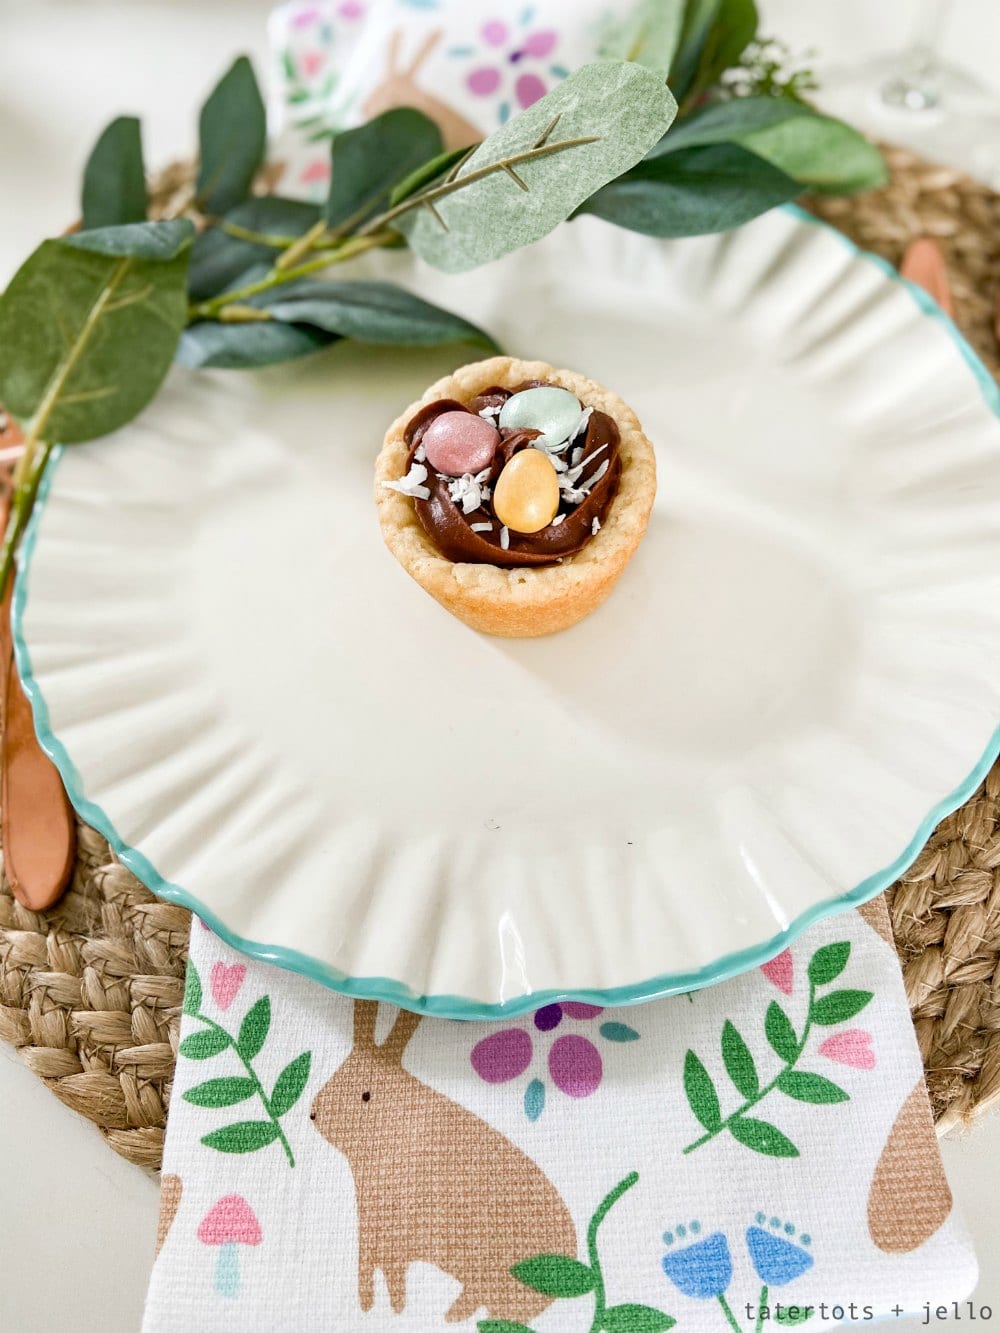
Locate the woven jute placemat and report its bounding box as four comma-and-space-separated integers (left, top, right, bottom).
2, 145, 999, 1170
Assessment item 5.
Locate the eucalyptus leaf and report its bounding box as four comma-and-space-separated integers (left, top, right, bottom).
178, 319, 336, 369
599, 0, 686, 74
81, 115, 147, 229
580, 143, 799, 237
669, 0, 722, 101
0, 222, 192, 444
741, 113, 887, 192
650, 95, 812, 155
197, 55, 267, 214
394, 60, 677, 274
259, 279, 499, 350
389, 146, 474, 207
189, 197, 321, 300
325, 108, 443, 229
687, 0, 758, 100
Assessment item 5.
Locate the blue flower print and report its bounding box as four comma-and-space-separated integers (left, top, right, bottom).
662, 1224, 733, 1299
746, 1215, 814, 1286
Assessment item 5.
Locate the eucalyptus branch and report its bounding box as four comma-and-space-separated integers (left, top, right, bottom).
187, 231, 395, 321
0, 441, 53, 599
358, 116, 601, 237
219, 219, 299, 249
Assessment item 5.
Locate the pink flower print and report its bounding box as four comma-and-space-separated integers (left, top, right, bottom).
470, 1003, 638, 1119
210, 962, 246, 1011
300, 49, 326, 78
818, 1029, 876, 1070
300, 158, 331, 185
761, 949, 793, 995
291, 5, 322, 27
451, 11, 569, 123
337, 0, 365, 17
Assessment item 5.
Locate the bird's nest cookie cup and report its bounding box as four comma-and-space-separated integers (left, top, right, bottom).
374, 357, 657, 637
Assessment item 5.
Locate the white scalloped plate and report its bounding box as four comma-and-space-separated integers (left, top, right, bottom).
15, 208, 1000, 1017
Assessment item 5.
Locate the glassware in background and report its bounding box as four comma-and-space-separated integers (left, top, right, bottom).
816, 0, 1000, 186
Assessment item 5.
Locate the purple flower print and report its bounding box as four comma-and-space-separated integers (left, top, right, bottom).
449, 9, 570, 123
469, 1004, 639, 1119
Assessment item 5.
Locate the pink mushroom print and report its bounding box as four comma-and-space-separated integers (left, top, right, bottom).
198, 1194, 262, 1297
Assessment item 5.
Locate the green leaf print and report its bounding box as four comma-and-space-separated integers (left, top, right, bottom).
764, 1002, 797, 1063
806, 941, 851, 987
810, 989, 873, 1025
179, 986, 310, 1167
184, 1076, 256, 1108
775, 1071, 849, 1104
683, 938, 873, 1158
728, 1115, 800, 1158
683, 1050, 722, 1131
603, 1304, 677, 1331
182, 960, 203, 1018
721, 1020, 759, 1099
238, 996, 271, 1060
478, 1322, 536, 1333
600, 1022, 641, 1043
511, 1255, 596, 1298
201, 1120, 282, 1154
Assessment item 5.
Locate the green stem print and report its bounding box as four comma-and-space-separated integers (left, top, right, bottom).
179, 960, 311, 1167
682, 941, 872, 1158
479, 1172, 676, 1333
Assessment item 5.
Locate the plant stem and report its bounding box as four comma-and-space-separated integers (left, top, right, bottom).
682, 982, 817, 1154
755, 1285, 769, 1333
357, 133, 601, 238
219, 220, 299, 249
586, 1171, 639, 1333
187, 231, 394, 321
0, 441, 53, 601
276, 218, 328, 270
195, 1012, 295, 1166
717, 1294, 743, 1333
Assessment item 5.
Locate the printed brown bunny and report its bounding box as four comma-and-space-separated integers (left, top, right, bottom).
363, 28, 483, 151
311, 1000, 577, 1323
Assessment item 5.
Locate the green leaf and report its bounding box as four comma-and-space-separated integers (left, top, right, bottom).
179, 1027, 230, 1060
580, 143, 799, 238
184, 1076, 257, 1107
651, 95, 813, 156
395, 60, 677, 274
775, 1070, 849, 1104
510, 1255, 596, 1298
721, 1019, 759, 1099
238, 995, 271, 1061
775, 1305, 815, 1325
741, 114, 886, 193
81, 116, 146, 229
63, 219, 193, 259
807, 941, 851, 988
728, 1114, 799, 1157
683, 1049, 722, 1132
201, 1119, 281, 1154
325, 108, 443, 229
178, 320, 336, 369
196, 55, 266, 214
182, 960, 202, 1018
604, 1304, 677, 1332
389, 146, 474, 206
764, 1001, 798, 1063
0, 224, 191, 444
599, 1021, 640, 1043
259, 279, 499, 350
189, 196, 321, 300
671, 0, 758, 103
270, 1051, 312, 1117
810, 989, 873, 1025
599, 0, 686, 74
477, 1322, 537, 1333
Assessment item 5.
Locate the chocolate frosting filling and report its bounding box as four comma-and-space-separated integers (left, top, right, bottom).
402, 382, 621, 568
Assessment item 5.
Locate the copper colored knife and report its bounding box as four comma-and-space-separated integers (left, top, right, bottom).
0, 414, 75, 910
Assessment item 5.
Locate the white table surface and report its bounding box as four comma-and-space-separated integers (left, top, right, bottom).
1, 3, 999, 1330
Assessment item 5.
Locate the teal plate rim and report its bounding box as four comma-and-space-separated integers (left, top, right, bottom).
12, 204, 1000, 1020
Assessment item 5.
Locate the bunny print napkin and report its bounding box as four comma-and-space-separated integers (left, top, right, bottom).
267, 0, 638, 199
142, 897, 976, 1332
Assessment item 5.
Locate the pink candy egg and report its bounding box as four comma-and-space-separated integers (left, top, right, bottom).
422, 411, 500, 477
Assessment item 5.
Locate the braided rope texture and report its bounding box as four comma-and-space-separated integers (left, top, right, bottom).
1, 148, 999, 1170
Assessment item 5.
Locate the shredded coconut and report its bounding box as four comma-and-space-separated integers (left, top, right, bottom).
499, 526, 510, 550
592, 516, 601, 535
414, 444, 426, 463
382, 461, 431, 500
588, 459, 610, 487
447, 468, 492, 515
550, 513, 566, 526
470, 521, 493, 533
571, 405, 594, 440
478, 404, 501, 419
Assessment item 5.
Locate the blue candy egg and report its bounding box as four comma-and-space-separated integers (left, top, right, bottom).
499, 386, 583, 450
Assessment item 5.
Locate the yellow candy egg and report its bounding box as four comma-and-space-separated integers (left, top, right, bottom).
492, 448, 561, 534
